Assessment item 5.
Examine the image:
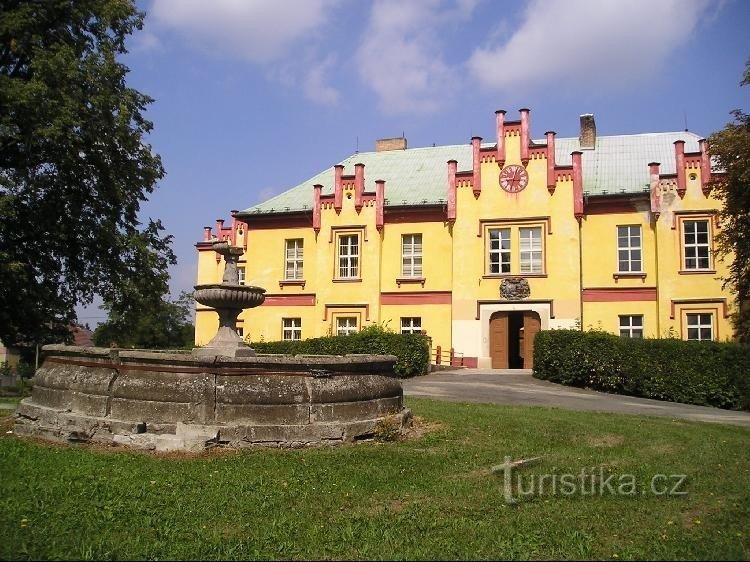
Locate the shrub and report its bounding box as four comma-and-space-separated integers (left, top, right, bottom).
533, 329, 750, 411
248, 325, 430, 378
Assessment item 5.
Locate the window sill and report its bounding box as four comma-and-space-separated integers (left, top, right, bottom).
279, 279, 306, 289
613, 272, 647, 280
678, 269, 716, 275
482, 273, 547, 279
333, 278, 362, 283
396, 277, 426, 287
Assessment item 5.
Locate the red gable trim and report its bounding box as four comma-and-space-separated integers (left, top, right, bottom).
582, 288, 657, 302
380, 291, 452, 305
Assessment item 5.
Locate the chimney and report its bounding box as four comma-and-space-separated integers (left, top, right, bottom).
375, 137, 407, 152
579, 114, 596, 149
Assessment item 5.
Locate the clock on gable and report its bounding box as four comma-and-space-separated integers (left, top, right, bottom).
499, 164, 529, 193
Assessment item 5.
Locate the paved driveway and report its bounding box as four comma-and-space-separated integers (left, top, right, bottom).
402, 369, 750, 427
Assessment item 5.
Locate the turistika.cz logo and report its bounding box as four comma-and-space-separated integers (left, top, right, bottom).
492, 456, 688, 504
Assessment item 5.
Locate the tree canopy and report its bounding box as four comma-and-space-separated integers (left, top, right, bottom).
0, 0, 174, 347
710, 58, 750, 342
93, 290, 194, 350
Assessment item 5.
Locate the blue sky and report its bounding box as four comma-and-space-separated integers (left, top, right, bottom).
78, 0, 749, 326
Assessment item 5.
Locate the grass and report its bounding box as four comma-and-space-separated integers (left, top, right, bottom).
0, 397, 21, 404
0, 399, 748, 560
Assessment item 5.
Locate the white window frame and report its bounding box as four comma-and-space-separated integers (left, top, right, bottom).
519, 227, 543, 274
683, 219, 711, 270
336, 316, 358, 336
488, 228, 511, 274
282, 318, 302, 341
686, 313, 713, 341
617, 225, 642, 273
284, 239, 304, 280
337, 234, 359, 279
236, 326, 244, 338
400, 317, 422, 334
237, 266, 246, 286
619, 315, 643, 338
401, 234, 423, 277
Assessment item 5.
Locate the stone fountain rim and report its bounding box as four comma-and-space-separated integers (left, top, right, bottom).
39, 344, 399, 369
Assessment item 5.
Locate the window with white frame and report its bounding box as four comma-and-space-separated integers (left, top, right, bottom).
683, 220, 710, 270
519, 227, 543, 274
400, 317, 422, 334
282, 318, 302, 341
336, 316, 358, 336
237, 266, 246, 285
236, 326, 244, 338
401, 234, 423, 277
284, 239, 304, 280
686, 313, 713, 341
617, 225, 642, 272
337, 234, 359, 279
488, 228, 511, 274
619, 315, 643, 338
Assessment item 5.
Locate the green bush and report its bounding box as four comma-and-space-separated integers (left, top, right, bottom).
248, 325, 430, 378
533, 329, 750, 411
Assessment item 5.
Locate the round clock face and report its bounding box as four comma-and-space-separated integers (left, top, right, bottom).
499, 164, 529, 193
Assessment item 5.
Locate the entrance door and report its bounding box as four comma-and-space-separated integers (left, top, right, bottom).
489, 310, 542, 370
522, 311, 541, 369
489, 312, 509, 369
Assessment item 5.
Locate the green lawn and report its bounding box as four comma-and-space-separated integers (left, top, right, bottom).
1, 399, 748, 560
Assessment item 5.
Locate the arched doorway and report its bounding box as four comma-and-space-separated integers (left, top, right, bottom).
489, 311, 541, 369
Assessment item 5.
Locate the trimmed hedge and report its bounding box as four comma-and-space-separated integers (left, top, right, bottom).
248, 325, 430, 378
533, 330, 750, 411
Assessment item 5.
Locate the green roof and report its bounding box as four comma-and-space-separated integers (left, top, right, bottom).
241, 131, 703, 215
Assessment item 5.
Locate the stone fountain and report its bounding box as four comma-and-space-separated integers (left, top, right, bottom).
13, 242, 411, 450
193, 241, 265, 358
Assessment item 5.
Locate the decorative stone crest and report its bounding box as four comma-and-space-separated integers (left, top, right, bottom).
500, 277, 530, 300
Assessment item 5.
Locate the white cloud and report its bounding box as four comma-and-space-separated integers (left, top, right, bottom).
468, 0, 712, 93
129, 30, 163, 53
356, 0, 479, 114
150, 0, 337, 63
303, 55, 341, 106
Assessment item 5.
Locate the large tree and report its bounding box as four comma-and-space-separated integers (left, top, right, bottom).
0, 0, 174, 347
710, 58, 750, 342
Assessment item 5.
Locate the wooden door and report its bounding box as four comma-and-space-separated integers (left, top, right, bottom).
522, 312, 541, 369
489, 312, 509, 369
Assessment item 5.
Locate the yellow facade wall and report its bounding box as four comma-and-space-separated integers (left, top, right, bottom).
195, 122, 736, 356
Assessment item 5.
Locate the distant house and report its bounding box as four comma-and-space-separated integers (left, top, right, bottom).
0, 339, 20, 370
70, 324, 93, 347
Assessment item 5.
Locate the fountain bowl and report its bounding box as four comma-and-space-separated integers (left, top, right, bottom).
193, 284, 266, 309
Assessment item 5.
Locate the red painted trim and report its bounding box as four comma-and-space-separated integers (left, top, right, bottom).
354, 163, 364, 212
263, 294, 316, 306
384, 208, 446, 224
462, 357, 478, 368
334, 164, 344, 212
313, 184, 322, 232
241, 214, 311, 231
472, 136, 482, 197
380, 291, 452, 305
447, 160, 457, 223
582, 288, 657, 302
699, 139, 712, 193
649, 162, 661, 219
375, 179, 385, 231
571, 151, 583, 219
495, 110, 506, 167
674, 140, 686, 198
519, 108, 530, 165
545, 131, 556, 193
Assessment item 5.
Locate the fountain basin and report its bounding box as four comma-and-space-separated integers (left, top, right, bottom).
14, 345, 411, 451
193, 284, 266, 309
